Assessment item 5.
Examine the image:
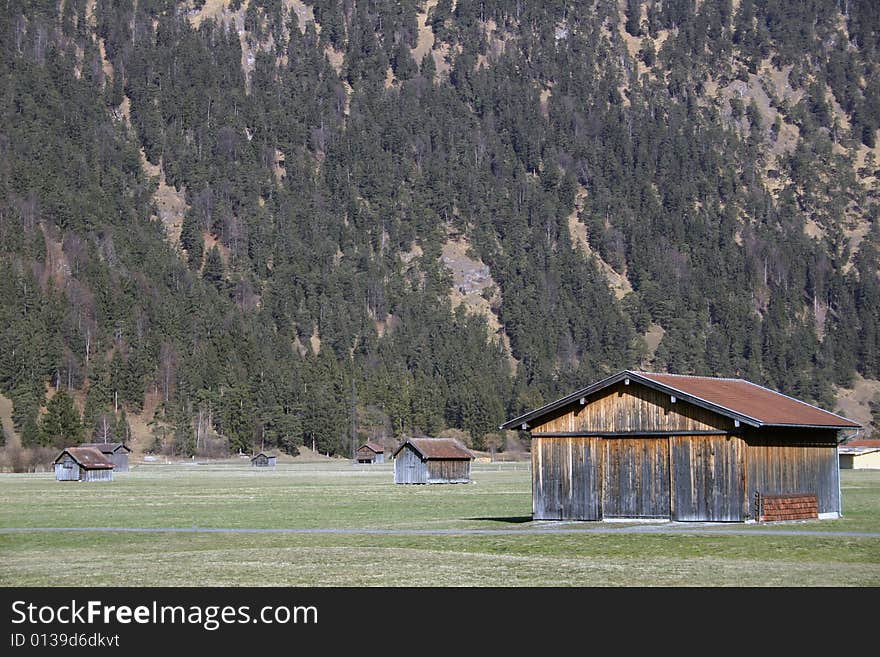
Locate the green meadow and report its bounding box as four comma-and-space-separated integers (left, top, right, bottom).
1, 461, 878, 586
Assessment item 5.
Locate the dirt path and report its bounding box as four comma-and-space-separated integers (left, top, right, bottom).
2, 526, 878, 538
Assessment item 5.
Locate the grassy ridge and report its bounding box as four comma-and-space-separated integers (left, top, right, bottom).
1, 463, 878, 586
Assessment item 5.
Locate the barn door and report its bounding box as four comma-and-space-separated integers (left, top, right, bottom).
601, 438, 670, 519
671, 435, 746, 521
406, 458, 419, 483
532, 437, 600, 520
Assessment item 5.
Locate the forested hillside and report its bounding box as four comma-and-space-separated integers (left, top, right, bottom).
1, 0, 878, 462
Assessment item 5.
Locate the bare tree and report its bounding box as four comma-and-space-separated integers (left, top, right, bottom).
158, 342, 179, 404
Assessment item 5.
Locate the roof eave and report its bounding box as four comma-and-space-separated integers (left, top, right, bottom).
758, 422, 862, 430
499, 370, 768, 430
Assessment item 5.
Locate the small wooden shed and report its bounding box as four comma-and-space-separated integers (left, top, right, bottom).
54, 447, 115, 482
80, 442, 131, 471
839, 440, 880, 470
251, 452, 277, 468
356, 441, 385, 464
500, 370, 860, 522
393, 438, 474, 484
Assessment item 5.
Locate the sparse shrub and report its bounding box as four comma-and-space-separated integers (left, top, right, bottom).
0, 445, 57, 473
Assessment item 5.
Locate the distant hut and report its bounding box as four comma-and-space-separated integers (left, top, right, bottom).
500, 370, 860, 522
356, 441, 385, 464
251, 452, 277, 468
80, 442, 131, 471
393, 438, 474, 484
839, 440, 880, 470
54, 447, 115, 482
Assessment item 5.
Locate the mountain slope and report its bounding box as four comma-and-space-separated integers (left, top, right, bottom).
1, 0, 878, 458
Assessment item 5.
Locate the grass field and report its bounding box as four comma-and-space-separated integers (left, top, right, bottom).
1, 461, 879, 586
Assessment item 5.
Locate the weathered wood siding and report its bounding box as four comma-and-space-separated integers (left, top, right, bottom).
107, 453, 129, 471
532, 437, 600, 520
671, 435, 747, 521
532, 383, 732, 434
82, 468, 113, 482
746, 430, 840, 516
427, 459, 471, 483
55, 455, 80, 481
394, 445, 469, 483
394, 446, 427, 484
602, 437, 670, 518
356, 448, 384, 463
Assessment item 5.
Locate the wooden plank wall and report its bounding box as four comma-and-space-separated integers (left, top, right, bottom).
602, 438, 670, 518
532, 437, 601, 520
393, 446, 426, 484
533, 383, 732, 434
427, 459, 471, 483
670, 435, 746, 521
747, 432, 840, 516
82, 468, 112, 482
55, 456, 80, 481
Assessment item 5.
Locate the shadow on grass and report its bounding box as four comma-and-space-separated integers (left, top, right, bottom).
468, 516, 533, 524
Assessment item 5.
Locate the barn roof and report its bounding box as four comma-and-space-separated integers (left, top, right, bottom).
841, 439, 880, 448
250, 452, 277, 459
393, 438, 474, 460
54, 447, 115, 469
499, 370, 861, 431
80, 442, 131, 454
358, 441, 384, 454
838, 439, 880, 454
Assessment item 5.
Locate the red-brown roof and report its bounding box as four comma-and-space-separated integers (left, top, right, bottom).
358, 441, 384, 453
500, 370, 861, 430
634, 372, 860, 428
54, 447, 115, 469
841, 439, 880, 448
393, 438, 474, 460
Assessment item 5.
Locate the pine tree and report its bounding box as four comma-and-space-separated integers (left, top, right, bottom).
38, 390, 83, 448
203, 245, 225, 288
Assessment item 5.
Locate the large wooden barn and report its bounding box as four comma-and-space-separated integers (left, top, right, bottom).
80, 442, 131, 471
54, 447, 115, 482
393, 438, 474, 484
499, 371, 860, 522
356, 441, 385, 464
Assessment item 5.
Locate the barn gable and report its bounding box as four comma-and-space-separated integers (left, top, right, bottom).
526, 381, 733, 435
